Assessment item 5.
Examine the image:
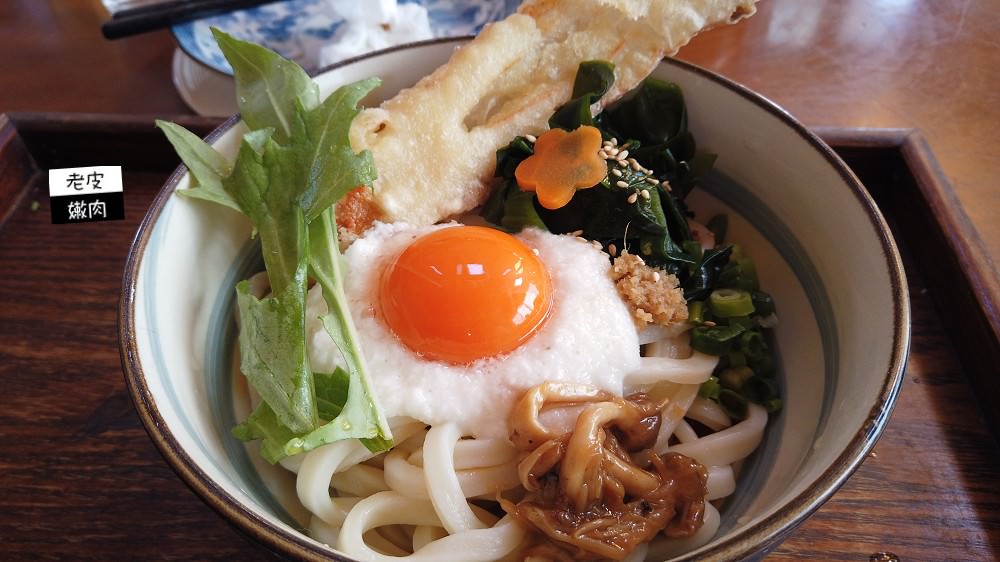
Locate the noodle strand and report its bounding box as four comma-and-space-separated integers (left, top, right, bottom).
338, 491, 525, 561
423, 422, 487, 533
297, 439, 372, 525
669, 403, 768, 467
627, 351, 718, 385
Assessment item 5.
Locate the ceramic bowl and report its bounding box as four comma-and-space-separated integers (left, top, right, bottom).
120, 39, 909, 561
172, 0, 520, 75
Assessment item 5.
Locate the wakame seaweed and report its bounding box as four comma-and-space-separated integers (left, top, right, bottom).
482, 61, 782, 419
483, 60, 718, 291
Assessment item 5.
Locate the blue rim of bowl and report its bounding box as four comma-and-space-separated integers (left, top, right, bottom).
119, 36, 910, 561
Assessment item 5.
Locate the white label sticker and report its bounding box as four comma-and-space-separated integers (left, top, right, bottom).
48, 166, 124, 197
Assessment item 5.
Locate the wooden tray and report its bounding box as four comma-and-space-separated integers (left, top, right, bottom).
1, 113, 997, 560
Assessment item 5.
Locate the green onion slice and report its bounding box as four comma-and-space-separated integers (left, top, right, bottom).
709, 288, 755, 317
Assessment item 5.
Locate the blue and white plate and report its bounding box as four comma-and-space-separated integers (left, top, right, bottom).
171, 0, 520, 75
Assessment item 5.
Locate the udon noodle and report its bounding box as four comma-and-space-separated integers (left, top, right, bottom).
261, 328, 767, 561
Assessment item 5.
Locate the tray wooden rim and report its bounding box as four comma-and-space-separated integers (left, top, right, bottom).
813, 125, 1000, 439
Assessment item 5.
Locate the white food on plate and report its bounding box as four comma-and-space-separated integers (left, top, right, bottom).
318, 0, 433, 66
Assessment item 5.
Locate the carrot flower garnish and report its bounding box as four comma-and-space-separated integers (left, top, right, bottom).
515, 125, 608, 210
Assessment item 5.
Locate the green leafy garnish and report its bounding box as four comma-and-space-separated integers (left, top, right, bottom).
483, 61, 719, 288
483, 61, 783, 420
157, 29, 392, 463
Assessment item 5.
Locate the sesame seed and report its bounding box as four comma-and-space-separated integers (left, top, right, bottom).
608, 244, 617, 256
607, 147, 619, 156
610, 137, 618, 146
703, 320, 717, 327
612, 168, 623, 177
592, 240, 603, 250
618, 149, 629, 160
661, 179, 672, 191
627, 192, 638, 204
525, 134, 537, 143
653, 271, 661, 282
531, 248, 540, 255
616, 180, 629, 188
599, 150, 610, 159
640, 189, 650, 200
571, 229, 583, 236
646, 177, 659, 185
630, 160, 642, 171
617, 160, 628, 168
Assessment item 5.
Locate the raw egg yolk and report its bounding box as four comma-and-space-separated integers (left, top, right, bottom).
378, 226, 553, 364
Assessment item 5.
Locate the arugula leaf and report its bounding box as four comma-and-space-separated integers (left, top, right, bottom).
213, 27, 319, 143
299, 208, 393, 454
314, 368, 351, 421
156, 121, 240, 213
234, 269, 315, 433
232, 366, 355, 464
158, 29, 393, 462
225, 128, 307, 295
231, 401, 296, 464
289, 78, 379, 222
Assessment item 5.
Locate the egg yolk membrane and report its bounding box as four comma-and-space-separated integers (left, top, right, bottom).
378, 226, 553, 364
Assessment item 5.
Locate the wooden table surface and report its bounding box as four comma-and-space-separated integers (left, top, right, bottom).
1, 1, 998, 561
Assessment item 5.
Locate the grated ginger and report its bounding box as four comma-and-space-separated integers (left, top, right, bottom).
611, 251, 688, 329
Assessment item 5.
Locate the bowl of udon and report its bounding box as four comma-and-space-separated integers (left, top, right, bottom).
119, 31, 909, 562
